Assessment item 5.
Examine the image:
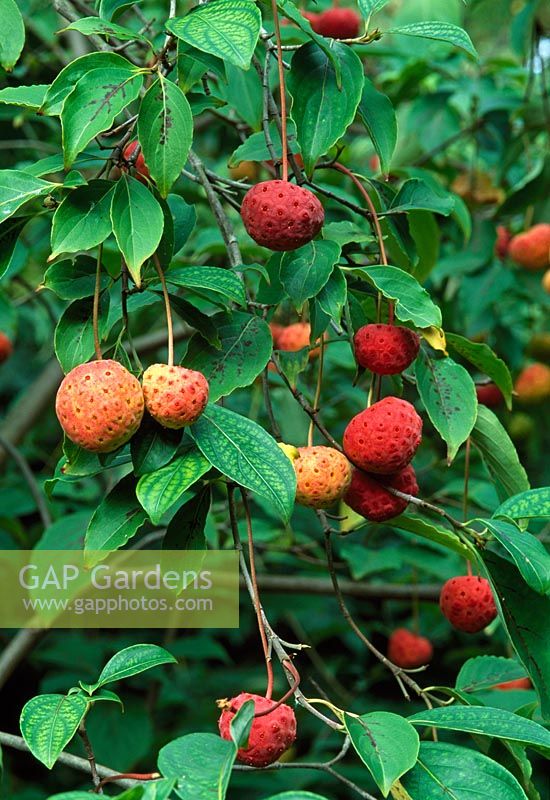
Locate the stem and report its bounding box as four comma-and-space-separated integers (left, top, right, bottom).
308, 334, 324, 447
0, 435, 51, 529
78, 723, 102, 792
270, 0, 289, 181
153, 253, 174, 367
93, 244, 103, 360
464, 437, 472, 576
97, 772, 160, 791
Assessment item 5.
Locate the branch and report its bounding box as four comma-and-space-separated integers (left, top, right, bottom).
0, 435, 51, 528
254, 574, 440, 602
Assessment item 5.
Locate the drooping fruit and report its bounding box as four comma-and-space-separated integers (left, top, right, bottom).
494, 677, 532, 691
354, 324, 420, 375
241, 180, 324, 251
475, 383, 503, 408
508, 223, 550, 271
315, 7, 361, 38
495, 225, 511, 259
514, 363, 550, 405
344, 465, 418, 522
343, 397, 422, 475
291, 446, 352, 508
388, 628, 433, 669
440, 575, 497, 634
56, 360, 144, 452
122, 140, 150, 183
218, 692, 297, 767
0, 332, 13, 364
142, 364, 209, 429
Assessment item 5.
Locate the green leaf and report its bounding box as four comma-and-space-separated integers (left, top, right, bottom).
98, 0, 143, 20
169, 295, 221, 349
344, 711, 419, 797
357, 0, 390, 17
184, 311, 272, 401
446, 332, 513, 410
229, 125, 300, 167
158, 733, 236, 798
0, 84, 48, 109
229, 700, 255, 749
358, 77, 397, 174
409, 706, 550, 755
131, 414, 182, 477
392, 513, 471, 558
402, 742, 527, 800
287, 42, 364, 175
42, 52, 133, 116
190, 404, 297, 522
277, 0, 342, 85
494, 488, 550, 523
60, 16, 152, 44
480, 518, 550, 595
138, 76, 193, 197
49, 182, 113, 260
85, 474, 148, 565
415, 349, 477, 463
136, 446, 210, 524
0, 216, 29, 280
163, 487, 211, 551
61, 67, 143, 166
43, 255, 109, 300
0, 0, 25, 70
316, 267, 347, 323
263, 795, 331, 800
351, 265, 442, 328
281, 240, 341, 307
0, 170, 53, 224
54, 294, 109, 373
177, 41, 226, 93
168, 195, 197, 253
456, 656, 528, 694
165, 266, 246, 307
110, 175, 164, 286
90, 644, 177, 691
166, 0, 261, 70
20, 693, 88, 769
471, 407, 530, 502
389, 22, 478, 59
387, 179, 455, 216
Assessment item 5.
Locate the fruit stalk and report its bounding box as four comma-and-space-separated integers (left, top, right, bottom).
153, 253, 174, 367
92, 245, 103, 361
271, 0, 289, 181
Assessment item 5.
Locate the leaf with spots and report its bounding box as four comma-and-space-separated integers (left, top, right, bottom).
136, 446, 210, 524
494, 487, 550, 523
20, 693, 88, 769
351, 265, 441, 329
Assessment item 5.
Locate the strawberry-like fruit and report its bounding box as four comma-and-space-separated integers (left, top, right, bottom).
241, 180, 324, 251
494, 677, 532, 691
122, 140, 150, 183
315, 7, 361, 38
218, 692, 297, 767
388, 628, 433, 669
142, 364, 209, 429
344, 465, 418, 522
0, 332, 13, 364
508, 223, 550, 271
475, 383, 503, 408
343, 397, 422, 474
515, 363, 550, 405
440, 575, 497, 633
354, 324, 420, 375
56, 359, 144, 452
495, 225, 511, 259
292, 446, 352, 508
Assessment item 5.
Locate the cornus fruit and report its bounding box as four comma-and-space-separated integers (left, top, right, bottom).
514, 363, 550, 405
56, 360, 144, 452
122, 140, 150, 183
276, 322, 320, 357
0, 332, 13, 364
315, 7, 361, 38
241, 180, 324, 251
508, 223, 550, 271
475, 383, 503, 408
440, 575, 497, 633
343, 397, 422, 474
218, 693, 297, 767
495, 225, 511, 259
344, 465, 418, 522
142, 364, 209, 429
290, 446, 352, 508
494, 677, 532, 691
388, 628, 433, 669
354, 324, 420, 375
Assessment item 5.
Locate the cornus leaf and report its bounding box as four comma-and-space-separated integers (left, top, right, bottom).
41, 51, 133, 115
358, 77, 397, 174
351, 265, 442, 328
471, 407, 530, 501
54, 294, 110, 373
0, 0, 25, 71
84, 474, 148, 565
49, 181, 114, 260
0, 170, 54, 224
388, 21, 478, 60
456, 656, 528, 694
280, 240, 341, 307
446, 332, 513, 409
478, 517, 550, 594
20, 693, 88, 769
88, 644, 177, 691
158, 733, 237, 797
136, 446, 210, 524
0, 84, 48, 109
60, 16, 152, 45
494, 487, 550, 522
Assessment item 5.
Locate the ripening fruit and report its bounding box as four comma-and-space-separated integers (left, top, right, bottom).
56, 360, 144, 452
241, 180, 324, 251
122, 141, 150, 183
495, 225, 511, 260
315, 7, 361, 38
269, 322, 285, 349
542, 270, 550, 294
387, 628, 433, 669
440, 575, 497, 634
514, 363, 550, 405
218, 693, 297, 767
142, 364, 209, 429
302, 10, 320, 28
354, 324, 420, 375
229, 160, 260, 182
344, 465, 418, 522
0, 332, 13, 364
291, 446, 352, 508
276, 322, 320, 357
508, 223, 550, 271
527, 331, 550, 362
343, 397, 422, 475
494, 677, 532, 691
475, 383, 503, 408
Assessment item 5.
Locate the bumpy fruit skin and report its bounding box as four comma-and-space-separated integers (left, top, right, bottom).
241, 180, 324, 251
343, 397, 422, 475
122, 141, 150, 183
514, 363, 550, 405
388, 628, 433, 669
218, 693, 296, 767
475, 383, 503, 408
354, 324, 420, 375
142, 364, 209, 429
344, 465, 418, 522
56, 360, 144, 453
440, 576, 497, 633
315, 7, 361, 38
508, 223, 550, 271
293, 446, 352, 508
495, 225, 511, 259
494, 677, 532, 691
0, 332, 13, 364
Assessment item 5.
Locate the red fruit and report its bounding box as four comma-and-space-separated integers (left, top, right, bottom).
508, 223, 550, 271
495, 225, 511, 260
142, 364, 209, 429
494, 677, 532, 691
475, 383, 503, 408
276, 322, 320, 358
440, 575, 497, 634
315, 7, 361, 38
354, 324, 420, 375
0, 332, 13, 364
241, 180, 324, 251
293, 446, 352, 508
388, 628, 433, 669
302, 10, 321, 29
515, 363, 550, 405
56, 360, 144, 452
343, 397, 422, 475
122, 140, 150, 183
344, 465, 418, 522
218, 692, 297, 767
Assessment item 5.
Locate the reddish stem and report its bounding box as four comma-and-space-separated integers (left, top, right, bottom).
253, 660, 301, 717
271, 0, 289, 181
92, 245, 103, 360
153, 253, 174, 367
96, 772, 160, 791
